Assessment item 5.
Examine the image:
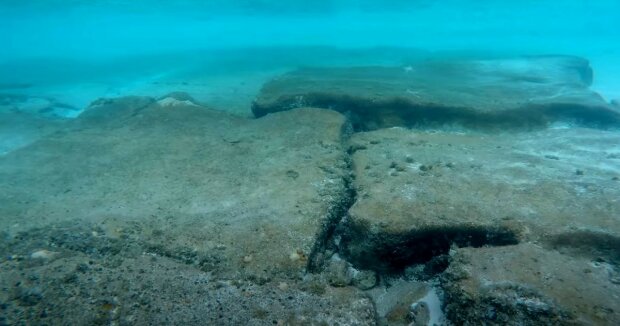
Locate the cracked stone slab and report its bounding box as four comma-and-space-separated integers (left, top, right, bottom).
340, 127, 620, 271
253, 56, 620, 130
441, 243, 620, 325
0, 96, 350, 281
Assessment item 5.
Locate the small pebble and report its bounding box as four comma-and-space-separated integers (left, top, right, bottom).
409, 301, 431, 326
242, 255, 253, 263
419, 165, 431, 172
352, 270, 378, 290
30, 250, 58, 260
289, 250, 306, 262
289, 252, 301, 261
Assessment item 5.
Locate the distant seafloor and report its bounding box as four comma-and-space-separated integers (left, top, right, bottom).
1, 0, 619, 113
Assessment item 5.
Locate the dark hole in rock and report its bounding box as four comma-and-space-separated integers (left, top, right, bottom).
338, 224, 519, 275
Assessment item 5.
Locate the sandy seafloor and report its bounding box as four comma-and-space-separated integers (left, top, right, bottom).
1, 47, 620, 325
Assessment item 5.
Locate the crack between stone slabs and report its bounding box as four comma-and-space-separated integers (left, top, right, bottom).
309, 123, 522, 279
307, 117, 357, 273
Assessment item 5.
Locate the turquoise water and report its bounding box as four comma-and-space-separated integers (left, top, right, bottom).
1, 0, 619, 109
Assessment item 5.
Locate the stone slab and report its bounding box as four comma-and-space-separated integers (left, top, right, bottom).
441, 243, 620, 325
253, 56, 620, 130
0, 96, 350, 281
340, 127, 620, 271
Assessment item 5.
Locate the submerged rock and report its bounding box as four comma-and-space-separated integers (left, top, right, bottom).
339, 127, 620, 273
29, 249, 59, 261
157, 91, 198, 103
0, 96, 375, 324
441, 243, 620, 325
2, 82, 619, 324
0, 97, 350, 281
253, 56, 620, 130
156, 92, 202, 108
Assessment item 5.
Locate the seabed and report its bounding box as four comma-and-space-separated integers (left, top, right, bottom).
1, 48, 620, 325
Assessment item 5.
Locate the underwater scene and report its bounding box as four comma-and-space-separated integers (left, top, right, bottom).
1, 0, 620, 325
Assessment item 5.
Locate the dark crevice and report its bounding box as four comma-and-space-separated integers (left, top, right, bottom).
307, 113, 521, 278
307, 119, 357, 272
337, 223, 519, 276
306, 170, 355, 273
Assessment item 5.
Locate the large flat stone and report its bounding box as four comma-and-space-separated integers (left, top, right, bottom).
339, 127, 620, 272
0, 96, 350, 281
0, 96, 376, 323
253, 56, 620, 130
441, 243, 620, 325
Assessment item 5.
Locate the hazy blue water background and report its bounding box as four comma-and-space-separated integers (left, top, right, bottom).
1, 0, 619, 113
